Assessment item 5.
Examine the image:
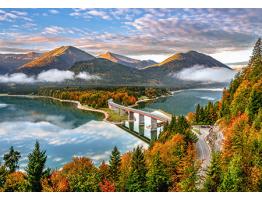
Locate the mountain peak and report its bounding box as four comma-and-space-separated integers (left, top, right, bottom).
17, 46, 95, 74
155, 50, 231, 70
99, 51, 157, 69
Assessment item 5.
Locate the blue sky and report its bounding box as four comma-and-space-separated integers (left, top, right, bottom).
0, 8, 261, 63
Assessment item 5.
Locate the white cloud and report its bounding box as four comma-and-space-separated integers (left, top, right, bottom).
75, 72, 101, 80
0, 10, 31, 22
0, 73, 35, 83
0, 69, 101, 84
37, 69, 74, 82
49, 10, 59, 15
42, 26, 64, 35
172, 65, 236, 83
87, 10, 111, 20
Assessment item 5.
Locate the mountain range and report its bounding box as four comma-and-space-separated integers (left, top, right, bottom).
0, 46, 232, 86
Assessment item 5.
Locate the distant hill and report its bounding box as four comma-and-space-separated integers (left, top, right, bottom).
0, 52, 41, 74
146, 50, 230, 70
17, 46, 95, 74
99, 51, 157, 69
70, 58, 154, 85
142, 51, 231, 83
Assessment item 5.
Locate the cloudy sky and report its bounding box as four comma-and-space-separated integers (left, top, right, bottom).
0, 8, 261, 63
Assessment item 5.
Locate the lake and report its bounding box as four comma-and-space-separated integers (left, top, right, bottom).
0, 96, 147, 169
0, 88, 223, 169
136, 88, 224, 115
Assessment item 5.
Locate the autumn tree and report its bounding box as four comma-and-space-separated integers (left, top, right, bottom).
99, 178, 116, 192
3, 146, 21, 173
41, 171, 70, 192
118, 152, 132, 191
61, 157, 100, 192
98, 161, 111, 180
26, 141, 47, 192
174, 144, 199, 192
3, 172, 29, 192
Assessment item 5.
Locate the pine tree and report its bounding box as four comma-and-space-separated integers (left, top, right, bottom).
247, 83, 262, 121
249, 38, 261, 65
176, 115, 189, 134
199, 107, 205, 124
219, 155, 244, 192
204, 152, 222, 192
3, 146, 21, 173
248, 38, 262, 82
146, 152, 169, 192
168, 116, 177, 131
195, 104, 201, 123
109, 146, 121, 182
25, 141, 47, 192
126, 146, 147, 192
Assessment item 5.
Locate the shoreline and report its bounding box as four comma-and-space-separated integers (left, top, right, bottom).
0, 92, 173, 124
0, 94, 110, 122
130, 87, 224, 108
129, 92, 173, 108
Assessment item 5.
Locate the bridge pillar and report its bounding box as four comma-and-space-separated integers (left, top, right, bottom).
139, 114, 144, 125
128, 111, 134, 121
151, 118, 157, 131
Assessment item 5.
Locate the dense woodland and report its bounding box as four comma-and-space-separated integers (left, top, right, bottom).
0, 39, 261, 192
37, 87, 170, 108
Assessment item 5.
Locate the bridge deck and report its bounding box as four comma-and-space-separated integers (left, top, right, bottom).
108, 99, 170, 122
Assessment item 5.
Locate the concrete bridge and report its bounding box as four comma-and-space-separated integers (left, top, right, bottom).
108, 99, 172, 142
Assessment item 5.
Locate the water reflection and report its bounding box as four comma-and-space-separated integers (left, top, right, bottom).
0, 97, 148, 169
123, 112, 164, 142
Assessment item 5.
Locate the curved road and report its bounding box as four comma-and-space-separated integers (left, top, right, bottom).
192, 126, 212, 174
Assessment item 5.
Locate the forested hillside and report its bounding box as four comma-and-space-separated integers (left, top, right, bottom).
204, 38, 262, 191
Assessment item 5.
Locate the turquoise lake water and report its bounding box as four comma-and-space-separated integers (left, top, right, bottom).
0, 88, 223, 169
0, 96, 147, 169
136, 88, 223, 115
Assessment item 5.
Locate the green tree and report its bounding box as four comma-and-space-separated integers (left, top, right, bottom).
248, 38, 262, 82
176, 115, 189, 134
204, 152, 222, 192
249, 38, 261, 65
219, 155, 244, 192
25, 141, 47, 192
126, 146, 147, 192
195, 104, 201, 123
3, 146, 21, 173
247, 83, 262, 121
0, 163, 8, 190
146, 152, 169, 192
109, 146, 121, 183
199, 107, 205, 124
